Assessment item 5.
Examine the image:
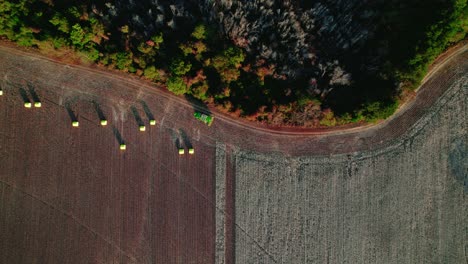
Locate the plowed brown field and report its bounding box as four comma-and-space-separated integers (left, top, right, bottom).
0, 44, 466, 264
0, 48, 216, 263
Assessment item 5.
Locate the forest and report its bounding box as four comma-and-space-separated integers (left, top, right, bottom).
1, 0, 467, 127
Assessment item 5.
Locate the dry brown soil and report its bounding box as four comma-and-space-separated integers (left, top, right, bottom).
0, 44, 466, 264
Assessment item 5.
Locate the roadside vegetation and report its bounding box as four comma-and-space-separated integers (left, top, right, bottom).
0, 0, 466, 127
387, 0, 468, 89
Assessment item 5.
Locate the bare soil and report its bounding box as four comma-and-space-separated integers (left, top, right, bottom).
0, 53, 217, 263
0, 44, 466, 264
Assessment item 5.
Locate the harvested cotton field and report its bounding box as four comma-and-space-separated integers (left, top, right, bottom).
231, 77, 467, 263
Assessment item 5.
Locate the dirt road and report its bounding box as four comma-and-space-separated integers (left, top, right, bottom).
0, 44, 466, 264
0, 48, 218, 263
0, 44, 467, 156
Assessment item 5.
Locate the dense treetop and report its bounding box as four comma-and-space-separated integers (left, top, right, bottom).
1, 0, 466, 126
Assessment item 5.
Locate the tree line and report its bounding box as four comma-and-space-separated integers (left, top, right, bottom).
0, 0, 466, 127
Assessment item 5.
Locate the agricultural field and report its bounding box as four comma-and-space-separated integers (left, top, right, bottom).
0, 44, 466, 264
0, 48, 217, 263
231, 77, 467, 263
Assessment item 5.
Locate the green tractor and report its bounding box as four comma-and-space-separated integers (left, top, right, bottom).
194, 111, 214, 126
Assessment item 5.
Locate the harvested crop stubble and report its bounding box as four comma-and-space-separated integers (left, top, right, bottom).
231, 79, 467, 263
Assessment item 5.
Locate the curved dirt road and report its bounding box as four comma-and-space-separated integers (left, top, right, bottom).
0, 44, 467, 156
0, 44, 466, 264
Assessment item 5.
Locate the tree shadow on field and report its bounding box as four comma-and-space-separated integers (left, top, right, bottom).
27, 84, 41, 104
178, 128, 192, 149
140, 100, 155, 122
64, 102, 78, 122
93, 101, 107, 121
130, 106, 145, 127
19, 87, 30, 103
112, 126, 125, 145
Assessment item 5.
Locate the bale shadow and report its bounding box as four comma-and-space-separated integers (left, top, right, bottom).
112, 126, 125, 145
140, 100, 155, 121
175, 138, 182, 150
64, 102, 78, 122
131, 106, 144, 127
19, 87, 30, 103
27, 84, 41, 103
93, 101, 107, 121
169, 128, 183, 150
0, 80, 15, 95
178, 128, 192, 149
